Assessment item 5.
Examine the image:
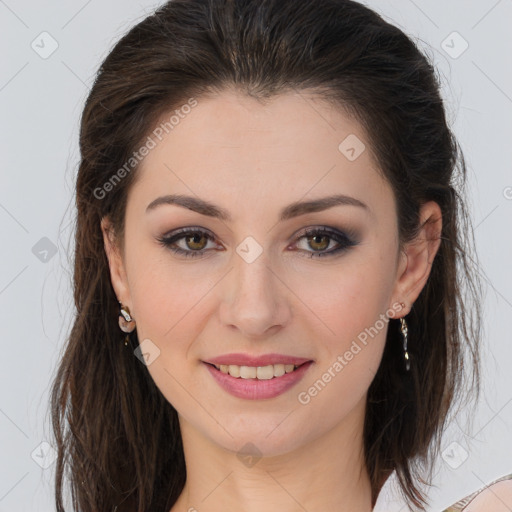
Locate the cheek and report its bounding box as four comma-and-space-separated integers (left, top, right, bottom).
304, 255, 397, 343
126, 258, 218, 407
124, 228, 220, 336
293, 271, 392, 423
296, 246, 398, 387
128, 260, 218, 343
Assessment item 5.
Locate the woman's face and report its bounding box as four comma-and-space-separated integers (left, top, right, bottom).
103, 89, 437, 457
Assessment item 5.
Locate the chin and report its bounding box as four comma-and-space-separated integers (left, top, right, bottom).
203, 412, 317, 458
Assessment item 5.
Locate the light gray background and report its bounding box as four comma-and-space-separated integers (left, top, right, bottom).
1, 1, 511, 511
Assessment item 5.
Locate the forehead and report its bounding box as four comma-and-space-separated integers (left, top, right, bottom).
129, 88, 394, 222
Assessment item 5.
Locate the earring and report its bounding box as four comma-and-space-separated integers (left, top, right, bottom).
119, 302, 136, 346
399, 316, 410, 371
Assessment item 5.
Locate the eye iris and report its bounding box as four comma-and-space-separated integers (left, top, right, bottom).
186, 233, 207, 251
308, 234, 329, 251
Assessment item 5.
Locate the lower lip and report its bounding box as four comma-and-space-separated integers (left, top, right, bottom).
203, 361, 313, 400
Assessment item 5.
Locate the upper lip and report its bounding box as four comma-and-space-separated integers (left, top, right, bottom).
204, 353, 313, 367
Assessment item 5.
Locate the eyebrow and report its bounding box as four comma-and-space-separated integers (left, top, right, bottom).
146, 193, 371, 221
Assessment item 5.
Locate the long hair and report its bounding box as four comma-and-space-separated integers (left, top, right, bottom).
49, 0, 483, 510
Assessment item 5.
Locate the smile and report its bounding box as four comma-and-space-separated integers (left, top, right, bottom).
203, 361, 313, 400
209, 362, 302, 379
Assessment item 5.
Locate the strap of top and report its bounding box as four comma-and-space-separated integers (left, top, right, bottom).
443, 474, 512, 511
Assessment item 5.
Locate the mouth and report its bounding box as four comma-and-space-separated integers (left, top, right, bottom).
203, 354, 314, 400
204, 361, 310, 380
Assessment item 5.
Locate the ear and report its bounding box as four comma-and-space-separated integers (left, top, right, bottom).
101, 216, 132, 308
391, 200, 443, 314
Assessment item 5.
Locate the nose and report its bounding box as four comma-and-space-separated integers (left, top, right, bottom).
219, 250, 292, 339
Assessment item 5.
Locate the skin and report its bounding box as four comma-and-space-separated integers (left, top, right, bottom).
102, 88, 442, 512
464, 480, 512, 511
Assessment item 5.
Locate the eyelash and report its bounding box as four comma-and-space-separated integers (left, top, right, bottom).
156, 226, 359, 259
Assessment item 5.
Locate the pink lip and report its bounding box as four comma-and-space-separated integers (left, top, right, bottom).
204, 353, 313, 367
203, 360, 314, 400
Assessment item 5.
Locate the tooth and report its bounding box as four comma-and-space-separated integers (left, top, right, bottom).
256, 365, 275, 380
228, 365, 241, 378
240, 366, 257, 379
273, 364, 285, 377
213, 362, 303, 379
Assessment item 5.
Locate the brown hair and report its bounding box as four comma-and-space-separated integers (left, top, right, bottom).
49, 0, 483, 510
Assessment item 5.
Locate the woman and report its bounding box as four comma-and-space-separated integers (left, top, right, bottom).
49, 0, 511, 510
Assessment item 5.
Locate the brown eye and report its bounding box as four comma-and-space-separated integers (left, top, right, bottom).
307, 233, 330, 252
293, 227, 359, 258
184, 232, 208, 251
156, 227, 218, 258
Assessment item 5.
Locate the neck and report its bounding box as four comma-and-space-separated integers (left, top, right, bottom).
170, 397, 374, 512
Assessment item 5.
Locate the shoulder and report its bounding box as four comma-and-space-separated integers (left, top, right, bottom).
445, 475, 512, 512
464, 479, 512, 511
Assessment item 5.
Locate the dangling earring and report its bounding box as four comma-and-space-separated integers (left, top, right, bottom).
119, 302, 136, 346
399, 316, 410, 371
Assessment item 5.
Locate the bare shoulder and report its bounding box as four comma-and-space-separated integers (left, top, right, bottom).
463, 478, 512, 512
444, 475, 512, 512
